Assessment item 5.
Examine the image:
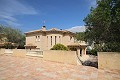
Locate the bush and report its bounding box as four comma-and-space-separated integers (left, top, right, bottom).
94, 42, 120, 52
88, 49, 97, 56
50, 44, 69, 51
102, 42, 120, 52
91, 49, 97, 56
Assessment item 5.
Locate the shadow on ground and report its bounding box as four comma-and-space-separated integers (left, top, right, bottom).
82, 55, 98, 68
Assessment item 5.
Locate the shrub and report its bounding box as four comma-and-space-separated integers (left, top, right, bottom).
50, 44, 69, 51
91, 49, 97, 56
88, 49, 97, 56
102, 42, 120, 52
94, 42, 120, 52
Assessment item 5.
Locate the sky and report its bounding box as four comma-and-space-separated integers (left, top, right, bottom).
0, 0, 96, 33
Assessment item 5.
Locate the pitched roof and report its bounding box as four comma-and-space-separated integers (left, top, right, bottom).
24, 43, 37, 47
67, 42, 88, 47
25, 27, 74, 35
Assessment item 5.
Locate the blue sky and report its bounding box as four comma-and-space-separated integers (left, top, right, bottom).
0, 0, 96, 33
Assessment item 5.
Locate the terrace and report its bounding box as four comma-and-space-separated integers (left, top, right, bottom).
0, 55, 119, 80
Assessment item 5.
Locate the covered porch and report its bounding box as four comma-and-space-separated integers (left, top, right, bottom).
25, 43, 37, 50
67, 42, 88, 57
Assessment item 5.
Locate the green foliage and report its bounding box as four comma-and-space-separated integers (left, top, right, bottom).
100, 42, 120, 52
4, 43, 17, 49
87, 49, 97, 56
90, 49, 97, 56
0, 25, 25, 49
50, 44, 69, 51
84, 0, 120, 52
75, 32, 85, 41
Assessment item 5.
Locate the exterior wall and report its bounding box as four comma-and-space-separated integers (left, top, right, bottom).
26, 34, 36, 46
40, 33, 47, 50
26, 33, 47, 50
0, 49, 77, 65
62, 34, 70, 46
98, 52, 120, 70
63, 34, 74, 46
12, 49, 26, 57
43, 50, 77, 65
0, 49, 5, 55
35, 33, 47, 50
0, 49, 26, 57
46, 33, 63, 50
26, 31, 74, 50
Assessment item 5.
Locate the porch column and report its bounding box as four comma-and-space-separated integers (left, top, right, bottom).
77, 48, 80, 57
82, 47, 86, 56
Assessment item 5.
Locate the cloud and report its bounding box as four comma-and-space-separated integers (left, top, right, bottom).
88, 0, 97, 8
66, 26, 86, 33
0, 0, 37, 26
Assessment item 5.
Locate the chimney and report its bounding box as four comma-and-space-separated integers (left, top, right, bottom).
42, 26, 46, 31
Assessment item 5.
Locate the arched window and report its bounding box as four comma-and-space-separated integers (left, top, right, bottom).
59, 36, 61, 43
36, 36, 37, 41
38, 36, 40, 41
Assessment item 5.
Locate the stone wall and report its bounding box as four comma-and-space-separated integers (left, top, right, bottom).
0, 49, 78, 65
0, 49, 26, 57
98, 52, 120, 70
0, 49, 5, 55
12, 49, 26, 57
43, 50, 77, 65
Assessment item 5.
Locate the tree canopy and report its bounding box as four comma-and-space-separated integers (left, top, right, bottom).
75, 32, 85, 41
0, 25, 25, 48
84, 0, 120, 52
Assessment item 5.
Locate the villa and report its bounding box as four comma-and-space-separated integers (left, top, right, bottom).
25, 26, 87, 56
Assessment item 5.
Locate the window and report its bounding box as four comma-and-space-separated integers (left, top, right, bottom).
38, 36, 40, 41
59, 36, 61, 43
51, 36, 52, 46
70, 36, 72, 40
35, 36, 40, 41
47, 36, 48, 46
55, 36, 57, 44
36, 36, 37, 41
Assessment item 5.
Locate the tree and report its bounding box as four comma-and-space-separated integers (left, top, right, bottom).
84, 0, 120, 52
75, 32, 85, 41
0, 25, 25, 48
50, 44, 69, 51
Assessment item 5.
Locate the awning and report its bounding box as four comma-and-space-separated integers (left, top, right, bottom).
24, 44, 37, 49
